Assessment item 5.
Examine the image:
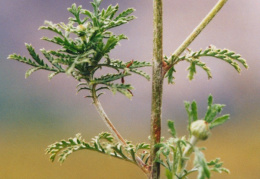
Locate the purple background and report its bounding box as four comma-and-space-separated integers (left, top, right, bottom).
0, 0, 259, 178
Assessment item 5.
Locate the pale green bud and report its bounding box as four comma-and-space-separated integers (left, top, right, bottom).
77, 25, 87, 39
190, 120, 210, 140
77, 24, 87, 31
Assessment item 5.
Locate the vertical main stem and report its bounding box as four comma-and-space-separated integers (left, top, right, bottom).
150, 0, 163, 178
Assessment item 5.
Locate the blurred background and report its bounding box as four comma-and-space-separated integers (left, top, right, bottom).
0, 0, 259, 178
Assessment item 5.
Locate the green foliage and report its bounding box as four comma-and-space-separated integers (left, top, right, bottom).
165, 63, 176, 84
185, 95, 230, 133
104, 59, 151, 80
193, 149, 230, 179
194, 149, 211, 179
156, 95, 230, 179
8, 1, 246, 178
8, 0, 150, 99
155, 120, 188, 178
209, 114, 230, 129
167, 121, 176, 137
166, 46, 248, 83
106, 83, 134, 99
92, 73, 130, 84
184, 100, 199, 136
46, 133, 150, 166
207, 158, 230, 174
8, 44, 65, 79
156, 126, 229, 179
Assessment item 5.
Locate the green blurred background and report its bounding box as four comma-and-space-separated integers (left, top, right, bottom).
0, 0, 259, 178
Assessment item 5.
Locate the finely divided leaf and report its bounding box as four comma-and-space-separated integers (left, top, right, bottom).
168, 120, 176, 137
191, 101, 198, 121
114, 8, 135, 21
187, 61, 196, 80
194, 148, 211, 179
41, 49, 64, 71
207, 158, 230, 174
25, 67, 42, 78
204, 103, 225, 123
92, 73, 130, 84
128, 61, 151, 69
103, 34, 127, 53
130, 69, 150, 81
184, 101, 193, 134
8, 0, 150, 101
39, 21, 64, 37
210, 114, 230, 129
68, 3, 83, 24
48, 72, 60, 80
171, 46, 248, 81
106, 83, 134, 99
8, 53, 38, 67
25, 44, 45, 66
46, 132, 150, 165
165, 66, 176, 84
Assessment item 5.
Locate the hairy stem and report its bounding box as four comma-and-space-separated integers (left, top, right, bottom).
91, 85, 150, 175
92, 86, 127, 145
150, 0, 164, 178
175, 136, 199, 178
166, 0, 228, 69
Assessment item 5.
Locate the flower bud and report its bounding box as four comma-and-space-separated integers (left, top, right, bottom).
190, 120, 210, 140
77, 25, 87, 38
77, 24, 86, 31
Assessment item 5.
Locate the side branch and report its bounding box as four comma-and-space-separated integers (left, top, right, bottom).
92, 85, 127, 145
91, 85, 150, 175
165, 0, 228, 71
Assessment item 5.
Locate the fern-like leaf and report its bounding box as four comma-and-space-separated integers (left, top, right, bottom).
48, 72, 60, 80
106, 83, 134, 99
186, 57, 212, 80
25, 44, 45, 66
114, 8, 135, 21
185, 95, 230, 131
130, 69, 150, 81
102, 34, 127, 54
25, 67, 43, 79
100, 4, 118, 20
91, 73, 130, 85
48, 50, 76, 59
128, 61, 151, 69
68, 3, 83, 24
8, 0, 150, 100
41, 36, 80, 54
39, 21, 64, 37
104, 16, 136, 30
165, 66, 176, 84
8, 45, 64, 78
194, 148, 211, 179
167, 46, 248, 82
207, 158, 230, 174
46, 133, 150, 166
8, 53, 38, 67
183, 46, 247, 79
41, 49, 64, 71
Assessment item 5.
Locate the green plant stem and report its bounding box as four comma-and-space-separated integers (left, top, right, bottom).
92, 85, 126, 145
175, 136, 199, 179
180, 168, 197, 179
150, 0, 164, 178
91, 85, 150, 175
165, 0, 228, 71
